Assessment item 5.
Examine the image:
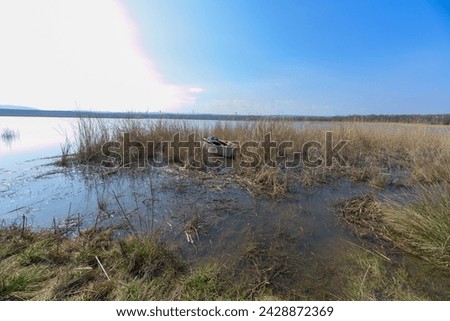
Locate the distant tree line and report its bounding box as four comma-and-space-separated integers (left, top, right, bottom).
291, 114, 450, 125
0, 108, 449, 125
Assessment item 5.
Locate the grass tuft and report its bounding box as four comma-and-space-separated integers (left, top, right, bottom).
339, 182, 450, 270
382, 183, 450, 269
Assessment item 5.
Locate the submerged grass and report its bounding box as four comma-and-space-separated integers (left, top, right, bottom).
343, 251, 427, 300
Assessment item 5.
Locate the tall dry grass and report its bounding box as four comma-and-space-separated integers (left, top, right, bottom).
69, 117, 450, 194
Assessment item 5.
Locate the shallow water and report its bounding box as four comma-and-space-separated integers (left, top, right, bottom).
0, 115, 368, 267
0, 116, 434, 249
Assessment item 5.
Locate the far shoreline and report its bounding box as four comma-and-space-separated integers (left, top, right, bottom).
1, 107, 449, 125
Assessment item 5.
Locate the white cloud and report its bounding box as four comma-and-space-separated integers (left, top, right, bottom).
188, 87, 205, 94
0, 0, 194, 112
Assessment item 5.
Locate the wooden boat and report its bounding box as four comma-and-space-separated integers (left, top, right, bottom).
202, 136, 238, 158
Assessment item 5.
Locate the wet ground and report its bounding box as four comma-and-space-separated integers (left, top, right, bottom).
0, 152, 371, 269
1, 156, 365, 239
0, 155, 375, 299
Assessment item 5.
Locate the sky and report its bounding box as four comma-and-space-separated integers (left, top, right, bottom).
0, 0, 449, 115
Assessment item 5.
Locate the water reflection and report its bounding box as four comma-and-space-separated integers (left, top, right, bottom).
0, 128, 20, 147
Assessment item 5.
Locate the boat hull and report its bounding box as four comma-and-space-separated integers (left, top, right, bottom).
202, 140, 237, 158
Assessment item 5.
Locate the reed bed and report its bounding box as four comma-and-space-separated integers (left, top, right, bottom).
68, 117, 450, 195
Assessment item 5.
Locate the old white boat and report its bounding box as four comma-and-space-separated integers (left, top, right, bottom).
202, 136, 238, 158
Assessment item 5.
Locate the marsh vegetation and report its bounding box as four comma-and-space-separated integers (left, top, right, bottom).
1, 117, 449, 300
0, 128, 20, 146
71, 117, 450, 192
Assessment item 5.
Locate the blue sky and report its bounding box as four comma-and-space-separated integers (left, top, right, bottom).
125, 0, 450, 115
0, 0, 449, 115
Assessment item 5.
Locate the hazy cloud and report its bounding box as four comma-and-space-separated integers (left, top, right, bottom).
0, 0, 194, 112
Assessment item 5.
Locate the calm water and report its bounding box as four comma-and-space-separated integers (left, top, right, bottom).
0, 117, 364, 239
1, 117, 76, 226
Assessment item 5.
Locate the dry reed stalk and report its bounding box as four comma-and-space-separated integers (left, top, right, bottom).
70, 117, 450, 194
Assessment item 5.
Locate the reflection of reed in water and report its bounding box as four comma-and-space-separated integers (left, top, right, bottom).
0, 128, 20, 146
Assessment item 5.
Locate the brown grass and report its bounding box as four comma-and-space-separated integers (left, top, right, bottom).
338, 194, 391, 244
68, 117, 450, 195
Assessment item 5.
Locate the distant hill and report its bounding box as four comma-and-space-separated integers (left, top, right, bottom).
0, 105, 38, 110
0, 107, 248, 120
